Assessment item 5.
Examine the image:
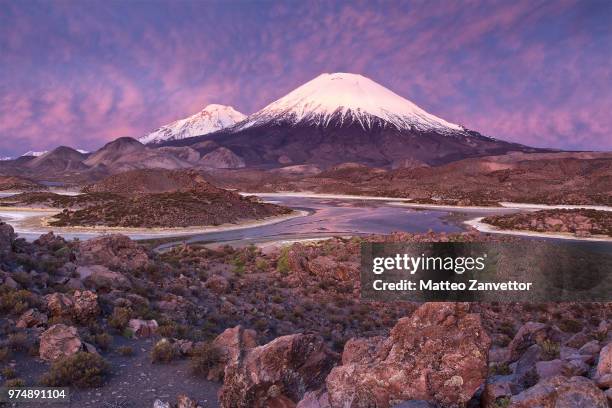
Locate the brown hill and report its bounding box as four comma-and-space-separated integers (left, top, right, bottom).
81, 169, 219, 194
84, 137, 192, 174
26, 146, 88, 173
0, 175, 46, 191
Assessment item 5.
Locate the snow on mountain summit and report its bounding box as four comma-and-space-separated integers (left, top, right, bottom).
140, 104, 246, 144
235, 73, 464, 133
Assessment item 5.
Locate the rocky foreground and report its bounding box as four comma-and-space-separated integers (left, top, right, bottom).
0, 223, 611, 407
483, 209, 612, 238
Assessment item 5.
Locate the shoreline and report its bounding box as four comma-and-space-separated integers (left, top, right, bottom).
466, 216, 612, 242
0, 207, 309, 239
244, 191, 414, 202
251, 192, 612, 212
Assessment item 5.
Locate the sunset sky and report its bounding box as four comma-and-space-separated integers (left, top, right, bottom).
1, 0, 611, 157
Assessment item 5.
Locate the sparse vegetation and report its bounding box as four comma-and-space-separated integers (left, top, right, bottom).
151, 339, 178, 363
41, 352, 110, 388
189, 342, 223, 377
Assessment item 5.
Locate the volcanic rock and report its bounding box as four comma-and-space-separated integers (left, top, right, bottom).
45, 292, 74, 317
208, 325, 257, 381
79, 265, 131, 291
72, 290, 99, 321
128, 319, 159, 338
77, 234, 150, 271
325, 302, 490, 408
509, 376, 607, 407
16, 308, 48, 328
39, 324, 82, 362
219, 333, 337, 407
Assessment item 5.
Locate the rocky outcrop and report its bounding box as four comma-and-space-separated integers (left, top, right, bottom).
507, 322, 562, 362
596, 343, 612, 378
72, 290, 99, 321
296, 389, 331, 408
325, 303, 490, 408
176, 394, 201, 408
208, 325, 257, 381
0, 222, 15, 255
128, 319, 158, 338
219, 333, 337, 407
45, 292, 74, 317
78, 265, 132, 291
509, 376, 607, 407
77, 234, 150, 271
39, 324, 83, 362
16, 308, 48, 328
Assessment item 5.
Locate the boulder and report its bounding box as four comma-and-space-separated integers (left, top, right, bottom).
176, 394, 199, 408
77, 234, 150, 271
16, 308, 48, 328
507, 322, 561, 362
578, 340, 601, 356
595, 373, 612, 388
0, 222, 15, 255
205, 274, 230, 295
596, 343, 612, 378
45, 292, 74, 317
39, 324, 82, 362
208, 325, 257, 381
535, 359, 563, 380
79, 265, 131, 290
393, 402, 438, 408
0, 272, 19, 289
128, 319, 158, 338
72, 290, 99, 321
153, 400, 170, 408
296, 390, 331, 408
326, 303, 490, 408
509, 376, 607, 407
219, 333, 337, 408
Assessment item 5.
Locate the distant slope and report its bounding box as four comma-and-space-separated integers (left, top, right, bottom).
84, 137, 192, 173
82, 168, 217, 194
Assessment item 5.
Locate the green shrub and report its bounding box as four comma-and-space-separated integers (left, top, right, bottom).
150, 339, 177, 363
255, 258, 269, 272
41, 352, 110, 388
1, 366, 16, 379
558, 319, 583, 333
489, 363, 511, 376
94, 333, 113, 351
539, 339, 560, 360
494, 397, 511, 408
189, 342, 222, 377
4, 378, 25, 387
8, 332, 29, 351
0, 347, 10, 362
108, 307, 132, 331
116, 346, 134, 356
276, 247, 291, 276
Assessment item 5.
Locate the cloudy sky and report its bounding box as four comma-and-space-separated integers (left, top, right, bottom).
1, 0, 611, 157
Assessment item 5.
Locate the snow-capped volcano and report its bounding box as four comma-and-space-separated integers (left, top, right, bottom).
235, 73, 464, 133
164, 72, 540, 167
140, 104, 246, 144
